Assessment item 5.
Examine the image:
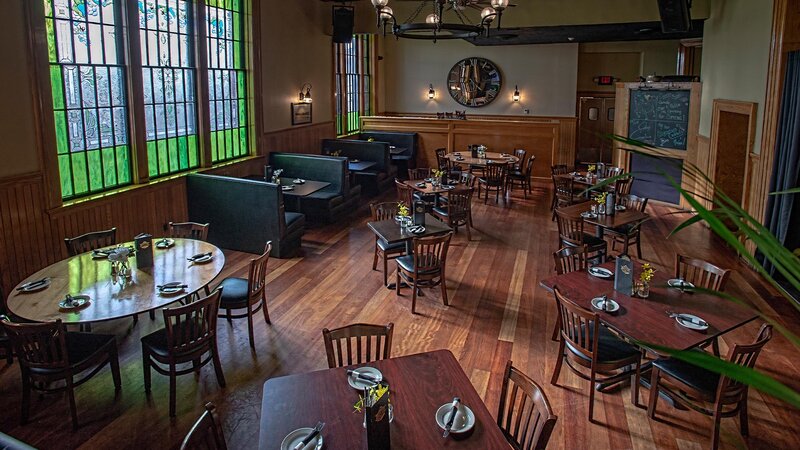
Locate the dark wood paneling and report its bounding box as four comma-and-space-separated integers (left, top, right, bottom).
262, 121, 335, 155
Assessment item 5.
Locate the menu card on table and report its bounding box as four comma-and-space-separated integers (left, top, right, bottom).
134, 233, 153, 268
614, 254, 633, 295
365, 384, 391, 450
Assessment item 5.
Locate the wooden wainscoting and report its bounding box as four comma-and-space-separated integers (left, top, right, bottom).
0, 157, 265, 297
361, 115, 577, 179
262, 121, 335, 155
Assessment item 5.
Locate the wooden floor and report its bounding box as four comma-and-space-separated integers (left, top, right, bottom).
1, 182, 799, 450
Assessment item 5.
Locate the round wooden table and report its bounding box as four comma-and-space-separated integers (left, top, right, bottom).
445, 151, 519, 167
5, 238, 225, 324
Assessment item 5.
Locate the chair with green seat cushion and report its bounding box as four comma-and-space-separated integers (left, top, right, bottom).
648, 324, 773, 450
550, 287, 642, 422
216, 243, 272, 350
370, 203, 407, 286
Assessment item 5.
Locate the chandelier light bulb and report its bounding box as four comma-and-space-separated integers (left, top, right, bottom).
380, 6, 393, 20
491, 0, 509, 9
481, 7, 496, 21
372, 0, 389, 7
426, 13, 439, 24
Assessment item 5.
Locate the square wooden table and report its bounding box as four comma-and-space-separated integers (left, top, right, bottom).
367, 214, 452, 248
241, 175, 331, 197
539, 260, 758, 351
558, 201, 650, 238
349, 160, 377, 172
258, 350, 509, 450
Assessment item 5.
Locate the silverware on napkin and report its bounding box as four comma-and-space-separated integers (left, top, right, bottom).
347, 369, 378, 383
667, 311, 708, 327
17, 278, 50, 291
187, 252, 212, 261
443, 397, 461, 438
293, 422, 324, 450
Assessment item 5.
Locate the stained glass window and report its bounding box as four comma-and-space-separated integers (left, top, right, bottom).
139, 0, 200, 178
335, 34, 372, 137
206, 0, 248, 163
44, 0, 132, 199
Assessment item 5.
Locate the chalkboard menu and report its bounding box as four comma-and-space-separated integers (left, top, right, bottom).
628, 89, 690, 150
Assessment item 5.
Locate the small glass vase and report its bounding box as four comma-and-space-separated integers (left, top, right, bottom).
597, 203, 606, 215
636, 281, 650, 298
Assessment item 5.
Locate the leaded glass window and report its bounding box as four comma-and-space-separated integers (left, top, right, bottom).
139, 0, 200, 178
206, 0, 248, 163
45, 0, 132, 199
335, 34, 372, 137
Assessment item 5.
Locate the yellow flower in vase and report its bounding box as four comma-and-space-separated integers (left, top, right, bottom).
397, 202, 410, 218
594, 192, 608, 205
640, 263, 656, 283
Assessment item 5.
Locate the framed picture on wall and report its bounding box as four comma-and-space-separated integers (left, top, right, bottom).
291, 103, 312, 125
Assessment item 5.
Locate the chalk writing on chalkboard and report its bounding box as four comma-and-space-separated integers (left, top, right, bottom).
628, 89, 690, 150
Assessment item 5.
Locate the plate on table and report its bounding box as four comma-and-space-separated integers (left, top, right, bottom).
416, 182, 427, 188
351, 159, 360, 163
454, 152, 461, 156
280, 428, 323, 450
615, 205, 626, 211
456, 157, 465, 161
435, 403, 476, 435
591, 296, 620, 313
407, 225, 426, 234
17, 278, 51, 293
580, 211, 597, 219
188, 253, 213, 264
157, 282, 187, 296
588, 267, 613, 278
441, 185, 455, 190
425, 178, 435, 183
281, 185, 294, 191
667, 279, 695, 290
92, 248, 114, 259
348, 366, 383, 389
156, 238, 175, 249
293, 179, 306, 185
59, 294, 90, 310
674, 313, 709, 331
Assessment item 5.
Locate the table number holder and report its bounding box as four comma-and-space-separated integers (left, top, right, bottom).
614, 254, 633, 295
365, 384, 391, 450
134, 233, 153, 269
413, 201, 426, 226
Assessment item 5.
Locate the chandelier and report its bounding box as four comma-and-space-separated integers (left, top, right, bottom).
371, 0, 511, 41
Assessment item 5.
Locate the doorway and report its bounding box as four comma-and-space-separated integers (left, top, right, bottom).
576, 94, 616, 167
708, 99, 758, 211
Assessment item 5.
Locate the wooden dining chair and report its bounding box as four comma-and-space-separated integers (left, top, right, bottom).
497, 360, 558, 450
0, 289, 12, 365
433, 187, 474, 240
435, 148, 449, 172
507, 155, 535, 198
550, 246, 591, 341
675, 254, 732, 291
396, 232, 454, 314
370, 202, 407, 286
550, 287, 642, 422
551, 177, 578, 219
216, 242, 272, 350
647, 324, 773, 450
550, 165, 571, 211
180, 402, 227, 450
459, 171, 477, 188
554, 209, 607, 264
479, 161, 508, 204
603, 166, 624, 178
408, 168, 432, 180
142, 289, 226, 417
169, 221, 210, 241
1, 317, 121, 429
395, 178, 413, 206
512, 148, 527, 171
614, 176, 634, 196
321, 322, 394, 368
64, 227, 117, 257
609, 194, 649, 258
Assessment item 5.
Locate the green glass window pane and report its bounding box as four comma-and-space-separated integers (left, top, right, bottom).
101, 147, 117, 186
210, 131, 218, 161
157, 139, 168, 174
86, 150, 103, 191
225, 128, 233, 159
53, 110, 68, 154
233, 12, 240, 41
177, 136, 188, 169
43, 0, 53, 16
217, 131, 225, 159
233, 45, 241, 69
50, 66, 64, 109
147, 140, 158, 177
58, 154, 73, 198
237, 71, 245, 95
238, 127, 247, 156
188, 134, 198, 167
167, 138, 179, 172
46, 19, 57, 63
71, 153, 89, 195
238, 100, 246, 125
116, 146, 130, 184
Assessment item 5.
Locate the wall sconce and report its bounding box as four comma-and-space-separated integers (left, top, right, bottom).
428, 84, 436, 100
512, 85, 520, 102
299, 83, 312, 103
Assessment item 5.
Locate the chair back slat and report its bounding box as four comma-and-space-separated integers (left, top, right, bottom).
180, 402, 228, 450
483, 162, 507, 186
322, 323, 394, 368
408, 168, 432, 180
552, 177, 574, 203
524, 155, 536, 177
446, 188, 473, 222
553, 287, 599, 359
554, 210, 585, 247
614, 177, 634, 196
497, 360, 558, 450
675, 254, 731, 291
1, 319, 69, 370
163, 290, 221, 355
553, 246, 589, 275
395, 179, 413, 206
370, 202, 398, 222
413, 233, 453, 273
64, 227, 117, 256
169, 222, 210, 241
248, 243, 272, 304
459, 172, 477, 187
618, 194, 648, 212
718, 324, 772, 403
550, 164, 569, 176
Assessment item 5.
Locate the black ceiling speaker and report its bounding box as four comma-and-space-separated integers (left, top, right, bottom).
657, 0, 692, 33
332, 6, 355, 44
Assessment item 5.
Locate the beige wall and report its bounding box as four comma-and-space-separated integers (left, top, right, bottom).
699, 0, 773, 154
0, 0, 39, 177
382, 39, 578, 117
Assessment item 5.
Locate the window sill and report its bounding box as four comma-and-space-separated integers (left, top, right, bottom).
48, 155, 263, 217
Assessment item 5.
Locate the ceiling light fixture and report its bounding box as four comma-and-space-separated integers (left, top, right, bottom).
371, 0, 513, 42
